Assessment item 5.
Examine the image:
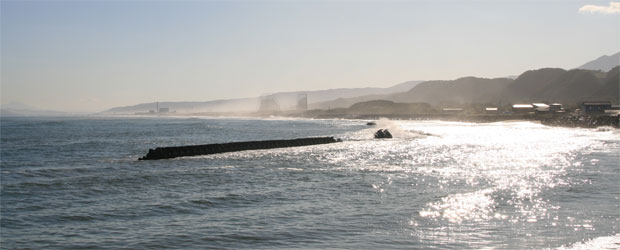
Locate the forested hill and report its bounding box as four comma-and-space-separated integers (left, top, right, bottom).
317, 66, 619, 108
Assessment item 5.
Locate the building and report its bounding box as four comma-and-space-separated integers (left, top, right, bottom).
512, 104, 534, 113
442, 108, 463, 114
485, 107, 498, 114
532, 103, 550, 113
259, 97, 280, 113
158, 108, 169, 113
550, 103, 564, 112
581, 101, 612, 114
296, 94, 308, 111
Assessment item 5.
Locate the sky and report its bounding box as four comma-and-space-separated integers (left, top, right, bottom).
1, 1, 619, 112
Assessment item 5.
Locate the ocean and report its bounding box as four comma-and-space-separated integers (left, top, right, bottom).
1, 116, 618, 249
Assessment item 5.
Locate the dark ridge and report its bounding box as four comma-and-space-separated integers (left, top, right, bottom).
139, 137, 341, 160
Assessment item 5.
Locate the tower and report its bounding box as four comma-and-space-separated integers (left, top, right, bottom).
296, 93, 308, 111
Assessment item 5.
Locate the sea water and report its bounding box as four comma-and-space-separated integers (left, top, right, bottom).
1, 116, 618, 249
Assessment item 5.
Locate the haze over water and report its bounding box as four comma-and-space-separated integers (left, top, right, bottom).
1, 116, 618, 249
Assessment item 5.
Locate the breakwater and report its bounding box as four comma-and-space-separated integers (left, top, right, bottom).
139, 136, 340, 160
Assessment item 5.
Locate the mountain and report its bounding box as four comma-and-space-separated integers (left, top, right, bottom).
262, 81, 421, 110
326, 53, 618, 108
103, 53, 619, 114
306, 80, 422, 109
591, 66, 620, 102
502, 67, 617, 104
311, 94, 391, 110
500, 68, 567, 103
1, 102, 40, 110
103, 98, 259, 114
318, 77, 513, 108
382, 81, 423, 93
0, 102, 71, 116
101, 81, 422, 114
389, 77, 513, 105
347, 100, 433, 115
315, 66, 619, 109
536, 69, 606, 103
577, 52, 620, 72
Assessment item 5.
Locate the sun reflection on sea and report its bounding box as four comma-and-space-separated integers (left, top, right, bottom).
420, 188, 495, 223
317, 120, 615, 232
187, 118, 617, 247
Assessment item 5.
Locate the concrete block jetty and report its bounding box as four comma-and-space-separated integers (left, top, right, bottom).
139, 136, 341, 160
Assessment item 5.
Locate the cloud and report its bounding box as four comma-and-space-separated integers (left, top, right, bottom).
579, 2, 620, 14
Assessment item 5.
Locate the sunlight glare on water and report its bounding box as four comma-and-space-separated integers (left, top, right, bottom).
1, 117, 618, 249
321, 120, 617, 239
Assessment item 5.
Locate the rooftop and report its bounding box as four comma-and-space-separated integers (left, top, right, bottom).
513, 104, 534, 108
582, 101, 612, 105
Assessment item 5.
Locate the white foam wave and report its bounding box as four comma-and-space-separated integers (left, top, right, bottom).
555, 234, 620, 250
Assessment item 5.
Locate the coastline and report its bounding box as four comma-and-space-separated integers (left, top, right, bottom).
14, 111, 617, 129
294, 113, 620, 129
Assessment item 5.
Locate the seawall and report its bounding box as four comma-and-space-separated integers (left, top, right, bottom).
139, 136, 340, 160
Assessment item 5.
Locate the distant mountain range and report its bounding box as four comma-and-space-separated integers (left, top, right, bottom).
101, 52, 618, 114
315, 53, 619, 108
10, 52, 618, 116
0, 102, 72, 116
101, 81, 422, 114
322, 66, 618, 108
577, 52, 620, 72
389, 77, 513, 105
312, 77, 513, 109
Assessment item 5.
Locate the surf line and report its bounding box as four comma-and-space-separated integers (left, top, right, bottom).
139, 137, 341, 160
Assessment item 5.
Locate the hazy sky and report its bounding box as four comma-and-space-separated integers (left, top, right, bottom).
1, 1, 619, 112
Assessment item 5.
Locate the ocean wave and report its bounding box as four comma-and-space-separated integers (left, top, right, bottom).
555, 234, 620, 250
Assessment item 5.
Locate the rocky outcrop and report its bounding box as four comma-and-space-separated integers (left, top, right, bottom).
374, 129, 393, 139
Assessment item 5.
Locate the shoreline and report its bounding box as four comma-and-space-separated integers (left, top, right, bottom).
295, 113, 620, 128
6, 112, 618, 129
